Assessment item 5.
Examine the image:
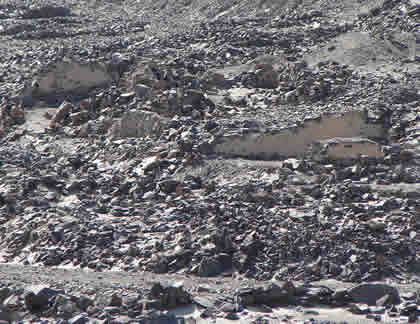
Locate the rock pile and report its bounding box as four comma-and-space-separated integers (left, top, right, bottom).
0, 0, 419, 322
0, 270, 420, 323
0, 99, 25, 137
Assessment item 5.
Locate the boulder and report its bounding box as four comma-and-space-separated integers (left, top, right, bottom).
50, 101, 73, 127
235, 282, 296, 306
201, 70, 229, 89
71, 111, 89, 126
135, 84, 152, 99
347, 283, 400, 306
198, 256, 224, 277
24, 285, 62, 312
150, 281, 191, 309
183, 90, 205, 108
255, 65, 279, 89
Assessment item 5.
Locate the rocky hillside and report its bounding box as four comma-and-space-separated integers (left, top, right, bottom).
0, 0, 419, 323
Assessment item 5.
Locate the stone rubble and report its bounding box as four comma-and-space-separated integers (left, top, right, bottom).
0, 0, 419, 323
1, 267, 420, 323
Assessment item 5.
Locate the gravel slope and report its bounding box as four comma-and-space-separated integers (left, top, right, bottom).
0, 0, 419, 323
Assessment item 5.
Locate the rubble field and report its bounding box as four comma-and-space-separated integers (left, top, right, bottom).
0, 0, 419, 323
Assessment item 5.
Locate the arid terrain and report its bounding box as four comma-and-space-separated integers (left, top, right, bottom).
0, 0, 419, 323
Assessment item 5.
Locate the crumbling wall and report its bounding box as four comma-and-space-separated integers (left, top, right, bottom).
214, 111, 385, 159
34, 60, 112, 98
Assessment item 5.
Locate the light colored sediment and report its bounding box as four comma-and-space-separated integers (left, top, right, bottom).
35, 60, 112, 96
214, 110, 384, 159
313, 137, 384, 160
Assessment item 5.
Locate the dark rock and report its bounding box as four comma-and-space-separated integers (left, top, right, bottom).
71, 111, 89, 126
108, 293, 123, 307
3, 294, 21, 313
347, 283, 400, 306
198, 256, 223, 277
143, 299, 163, 310
0, 307, 18, 323
0, 0, 418, 321
376, 294, 393, 306
236, 282, 296, 306
141, 312, 178, 324
24, 285, 62, 312
0, 288, 10, 303
21, 5, 72, 19
76, 295, 94, 311
348, 303, 370, 314
158, 179, 181, 194
225, 312, 240, 320
50, 101, 73, 127
400, 302, 418, 315
150, 281, 191, 309
332, 289, 351, 306
220, 302, 237, 313
193, 295, 219, 309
